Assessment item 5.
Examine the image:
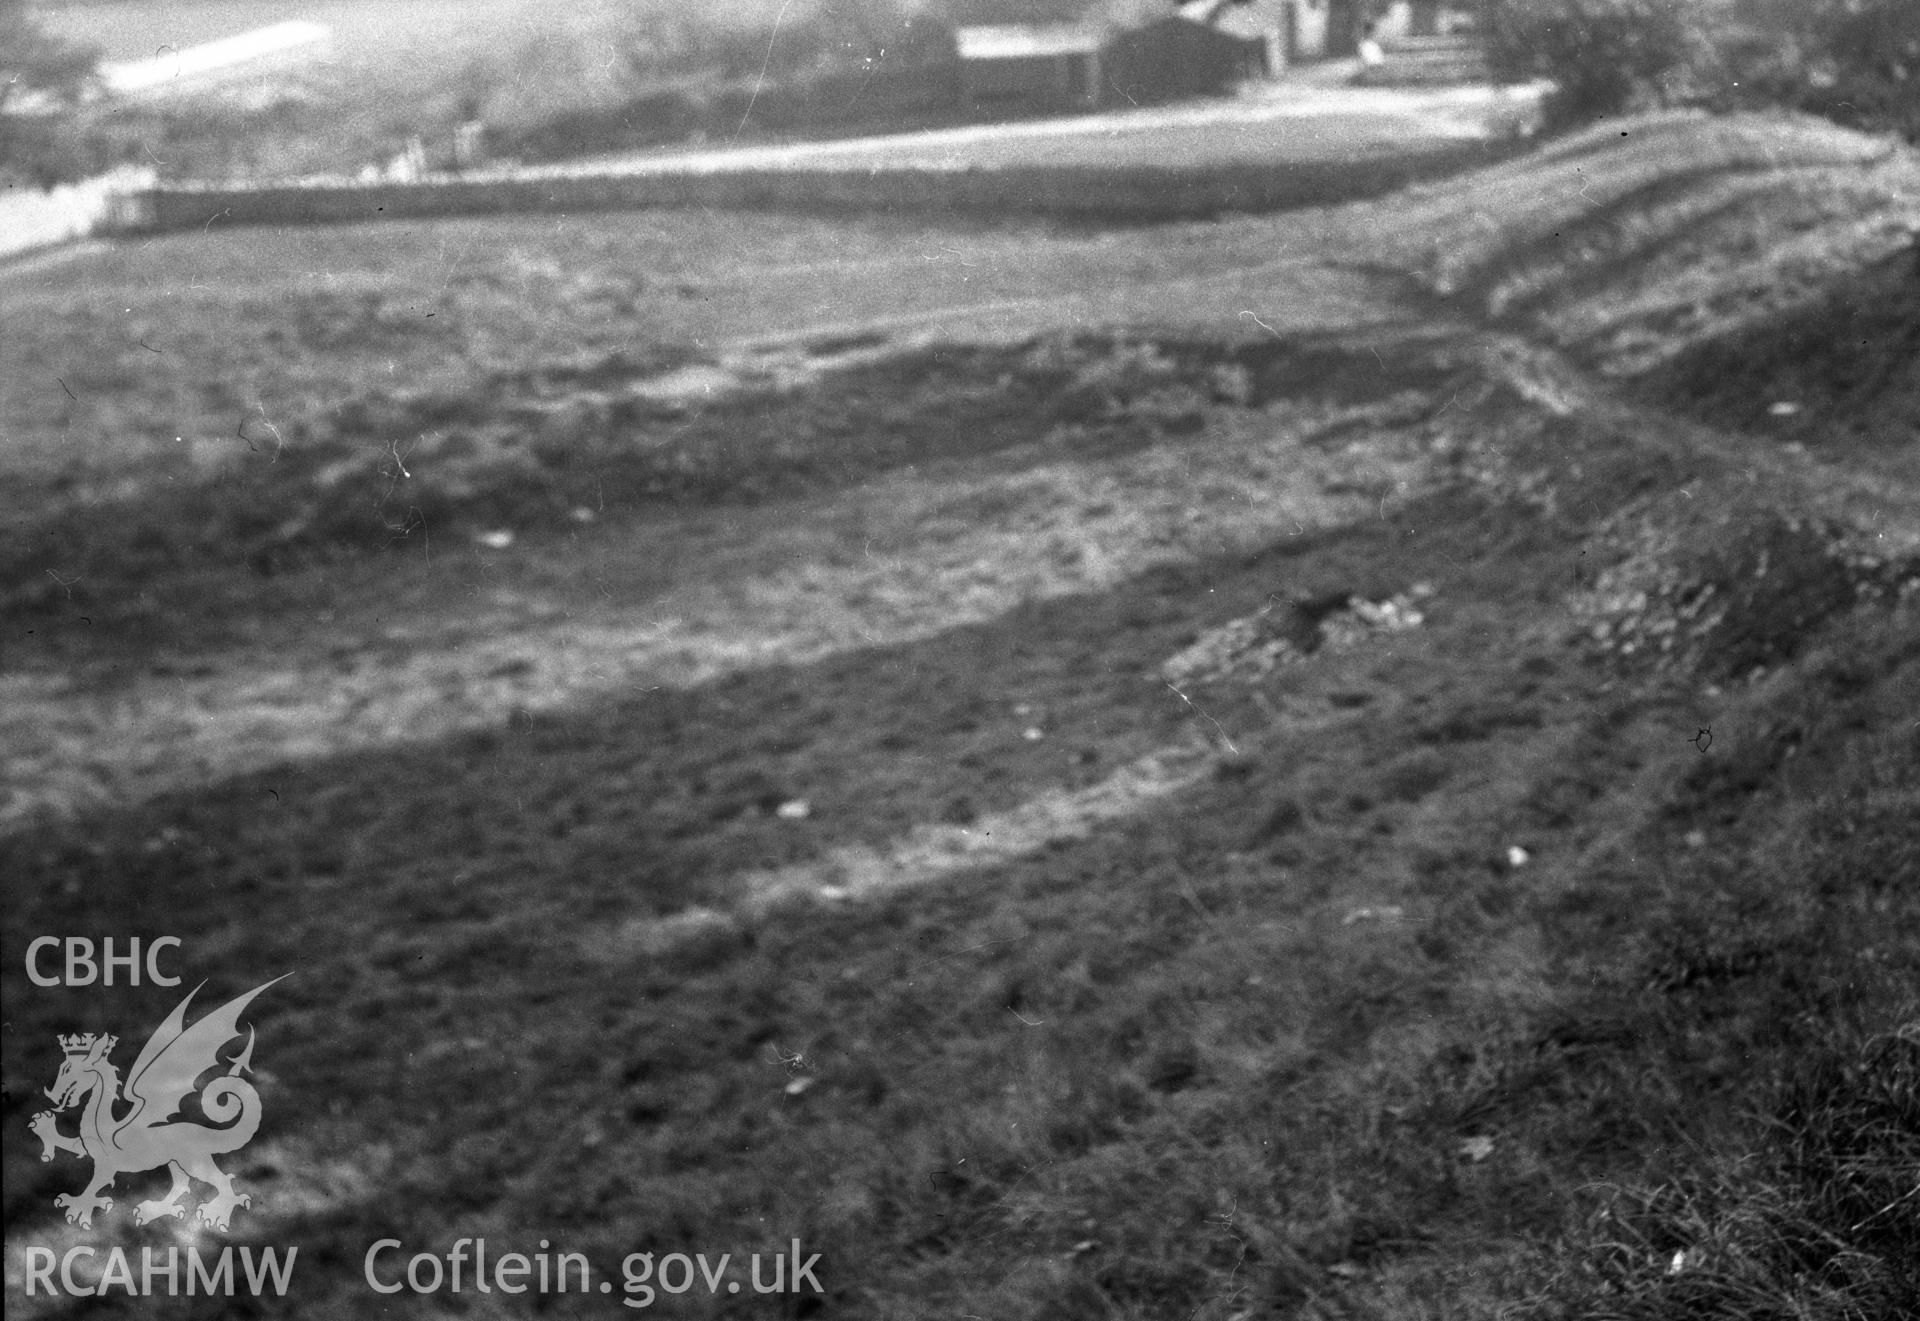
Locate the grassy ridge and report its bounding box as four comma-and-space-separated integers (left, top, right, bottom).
4, 115, 1918, 1319
6, 350, 1915, 1318
1521, 613, 1920, 1318
0, 327, 1458, 635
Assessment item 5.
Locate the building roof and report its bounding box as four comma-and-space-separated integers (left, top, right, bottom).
1177, 1, 1282, 43
955, 25, 1105, 61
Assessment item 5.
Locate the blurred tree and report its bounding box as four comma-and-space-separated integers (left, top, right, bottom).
1, 0, 103, 183
1703, 0, 1916, 141
1483, 0, 1917, 139
1482, 0, 1709, 127
1813, 0, 1919, 139
0, 0, 99, 116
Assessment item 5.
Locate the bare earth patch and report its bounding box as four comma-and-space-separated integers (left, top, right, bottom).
1, 391, 1436, 827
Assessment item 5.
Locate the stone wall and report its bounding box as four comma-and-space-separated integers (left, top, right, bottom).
110, 145, 1496, 235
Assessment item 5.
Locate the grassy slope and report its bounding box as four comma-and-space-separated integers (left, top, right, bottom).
4, 113, 1918, 1319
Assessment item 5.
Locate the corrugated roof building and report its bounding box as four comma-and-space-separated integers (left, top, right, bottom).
1103, 16, 1265, 106
956, 25, 1105, 115
1175, 0, 1336, 68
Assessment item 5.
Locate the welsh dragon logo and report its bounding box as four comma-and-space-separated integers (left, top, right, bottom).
30, 978, 285, 1232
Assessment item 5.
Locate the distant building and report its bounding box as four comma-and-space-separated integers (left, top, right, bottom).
1365, 2, 1482, 42
1283, 0, 1335, 62
1408, 1, 1486, 37
956, 25, 1105, 115
956, 1, 1362, 119
1352, 2, 1492, 86
1176, 0, 1334, 70
1105, 15, 1265, 105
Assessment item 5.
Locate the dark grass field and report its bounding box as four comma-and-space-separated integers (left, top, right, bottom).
3, 111, 1918, 1319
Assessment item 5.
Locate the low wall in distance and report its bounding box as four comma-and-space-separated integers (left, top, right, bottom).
114, 143, 1503, 234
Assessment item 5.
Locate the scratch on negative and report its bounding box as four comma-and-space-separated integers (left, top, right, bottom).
907, 937, 1018, 974
732, 0, 796, 144
1165, 681, 1238, 756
